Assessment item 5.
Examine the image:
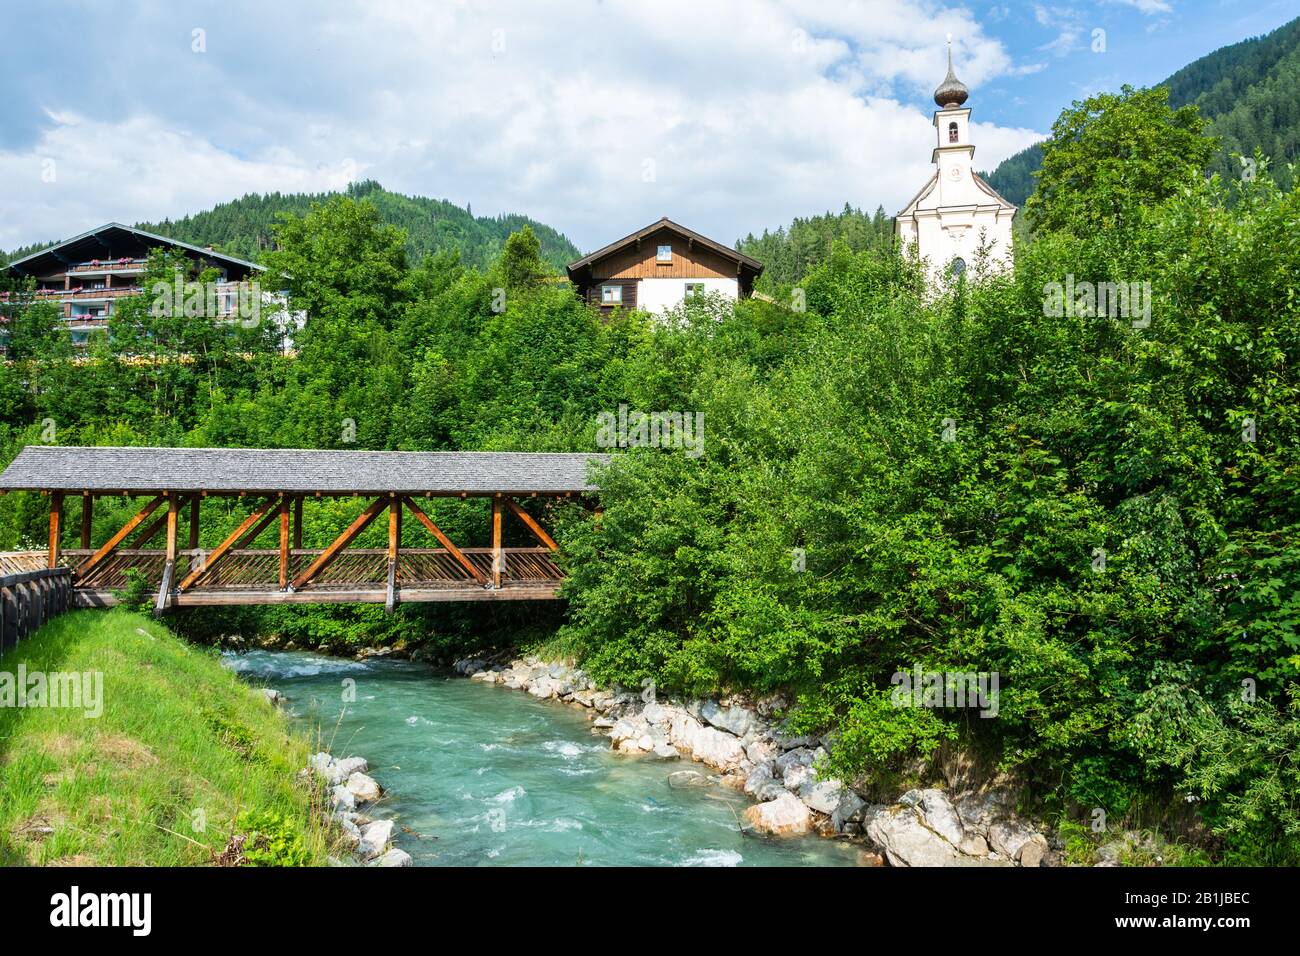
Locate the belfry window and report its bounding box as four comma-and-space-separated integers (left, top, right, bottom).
948, 122, 959, 143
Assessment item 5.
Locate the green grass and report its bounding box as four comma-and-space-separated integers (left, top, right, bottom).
0, 608, 331, 865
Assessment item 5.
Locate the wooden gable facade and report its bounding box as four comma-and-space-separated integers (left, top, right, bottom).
567, 218, 763, 313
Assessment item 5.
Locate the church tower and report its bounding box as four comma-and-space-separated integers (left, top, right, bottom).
895, 37, 1017, 283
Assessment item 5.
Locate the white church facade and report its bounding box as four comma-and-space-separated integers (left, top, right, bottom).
895, 42, 1017, 283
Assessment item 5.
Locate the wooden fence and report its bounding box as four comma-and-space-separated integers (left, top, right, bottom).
0, 568, 73, 652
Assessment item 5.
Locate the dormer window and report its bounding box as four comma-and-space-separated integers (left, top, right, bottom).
948, 122, 959, 143
656, 244, 673, 263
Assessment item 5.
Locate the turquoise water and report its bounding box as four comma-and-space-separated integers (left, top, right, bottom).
224, 649, 860, 867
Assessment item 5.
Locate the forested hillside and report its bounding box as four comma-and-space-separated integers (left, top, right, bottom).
736, 203, 894, 290
984, 15, 1300, 205
1, 180, 581, 272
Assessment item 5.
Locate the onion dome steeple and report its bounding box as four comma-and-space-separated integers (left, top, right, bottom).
934, 34, 969, 109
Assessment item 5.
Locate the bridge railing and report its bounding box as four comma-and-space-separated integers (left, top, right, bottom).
59, 547, 563, 591
0, 567, 73, 651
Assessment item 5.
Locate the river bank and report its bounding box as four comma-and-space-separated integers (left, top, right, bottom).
446, 653, 1057, 867
0, 609, 331, 866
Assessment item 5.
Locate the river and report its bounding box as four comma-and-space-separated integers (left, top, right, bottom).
224, 649, 860, 867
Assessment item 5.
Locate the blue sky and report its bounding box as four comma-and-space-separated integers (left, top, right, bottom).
0, 1, 1294, 254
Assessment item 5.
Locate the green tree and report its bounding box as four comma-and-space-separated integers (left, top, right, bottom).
1026, 85, 1216, 233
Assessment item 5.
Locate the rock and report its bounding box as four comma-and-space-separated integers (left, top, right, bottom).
262, 688, 284, 705
955, 787, 1017, 835
800, 778, 848, 815
686, 725, 747, 772
528, 677, 557, 698
1018, 833, 1049, 867
768, 728, 820, 750
700, 699, 758, 737
592, 716, 615, 729
912, 788, 966, 848
309, 752, 334, 774
358, 819, 394, 860
334, 756, 368, 778
330, 785, 357, 813
742, 792, 812, 837
371, 848, 413, 867
610, 716, 649, 745
571, 690, 596, 707
668, 770, 712, 789
346, 771, 382, 803
744, 739, 776, 766
866, 804, 964, 867
988, 820, 1037, 860
831, 789, 867, 834
470, 670, 497, 682
650, 741, 679, 760
336, 816, 361, 846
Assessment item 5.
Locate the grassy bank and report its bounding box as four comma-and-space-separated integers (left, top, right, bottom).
0, 608, 330, 865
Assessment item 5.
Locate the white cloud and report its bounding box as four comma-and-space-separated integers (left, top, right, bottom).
0, 0, 1045, 253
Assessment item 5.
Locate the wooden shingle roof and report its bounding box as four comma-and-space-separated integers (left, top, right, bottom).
0, 446, 607, 495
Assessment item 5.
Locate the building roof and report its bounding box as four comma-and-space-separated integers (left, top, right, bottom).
0, 446, 607, 495
5, 223, 263, 278
567, 217, 763, 279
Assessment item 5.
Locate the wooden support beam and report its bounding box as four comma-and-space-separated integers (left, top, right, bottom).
76, 495, 165, 581
503, 498, 558, 551
235, 505, 281, 551
188, 497, 200, 550
290, 497, 386, 592
48, 492, 64, 569
178, 497, 277, 592
155, 496, 180, 615
293, 496, 303, 550
279, 498, 290, 590
130, 494, 192, 549
80, 493, 93, 549
386, 497, 401, 613
491, 496, 504, 589
401, 497, 487, 585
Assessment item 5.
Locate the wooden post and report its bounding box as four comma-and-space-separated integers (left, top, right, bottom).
188, 497, 200, 549
48, 492, 64, 569
80, 493, 93, 549
278, 498, 290, 590
491, 495, 504, 589
293, 496, 303, 550
385, 497, 401, 613
155, 495, 179, 614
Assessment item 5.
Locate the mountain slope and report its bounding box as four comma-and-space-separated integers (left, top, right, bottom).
983, 16, 1300, 206
3, 180, 581, 272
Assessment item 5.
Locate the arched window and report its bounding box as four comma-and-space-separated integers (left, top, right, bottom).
948, 122, 959, 143
950, 257, 967, 277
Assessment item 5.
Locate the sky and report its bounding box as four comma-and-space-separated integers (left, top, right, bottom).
0, 0, 1295, 254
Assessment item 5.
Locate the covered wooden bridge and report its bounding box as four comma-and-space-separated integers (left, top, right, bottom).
0, 446, 606, 612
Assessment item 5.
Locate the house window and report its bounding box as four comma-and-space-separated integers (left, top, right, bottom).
950, 257, 967, 277
656, 244, 672, 263
685, 282, 705, 297
948, 122, 959, 143
600, 284, 623, 305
